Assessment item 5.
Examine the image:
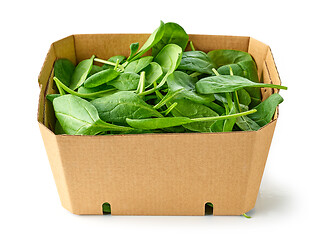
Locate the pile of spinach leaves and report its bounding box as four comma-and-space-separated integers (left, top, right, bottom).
48, 21, 287, 135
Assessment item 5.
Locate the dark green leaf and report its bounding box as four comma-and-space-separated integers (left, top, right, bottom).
108, 72, 140, 90
70, 55, 95, 90
91, 91, 163, 125
196, 75, 287, 94
124, 56, 153, 73
46, 94, 61, 103
87, 65, 103, 78
249, 93, 283, 127
84, 69, 120, 88
167, 71, 215, 105
178, 51, 216, 74
143, 62, 163, 88
152, 22, 189, 56
126, 109, 257, 130
128, 21, 165, 62
128, 43, 139, 60
54, 59, 75, 87
53, 95, 131, 135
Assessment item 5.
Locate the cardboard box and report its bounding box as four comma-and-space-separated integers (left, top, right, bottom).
38, 34, 281, 216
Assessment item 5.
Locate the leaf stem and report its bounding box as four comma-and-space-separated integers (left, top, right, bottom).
189, 72, 202, 78
234, 90, 241, 112
212, 68, 219, 76
55, 80, 65, 95
136, 71, 146, 94
242, 213, 251, 218
153, 89, 183, 109
191, 109, 257, 122
190, 41, 195, 51
94, 58, 124, 71
162, 102, 178, 116
113, 59, 119, 71
256, 84, 288, 90
53, 77, 116, 99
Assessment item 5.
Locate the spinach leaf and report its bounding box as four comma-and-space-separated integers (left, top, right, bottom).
91, 91, 163, 125
249, 93, 284, 127
53, 95, 132, 135
78, 84, 115, 94
46, 94, 61, 103
124, 56, 153, 73
108, 72, 140, 90
178, 51, 216, 74
196, 75, 287, 94
155, 44, 183, 74
127, 21, 165, 62
70, 55, 95, 90
143, 62, 163, 88
108, 55, 126, 64
87, 65, 103, 78
54, 120, 65, 135
207, 49, 253, 68
128, 43, 139, 60
170, 99, 219, 132
217, 60, 261, 107
236, 115, 261, 131
126, 109, 257, 130
54, 59, 75, 87
84, 69, 120, 88
152, 22, 189, 57
54, 77, 117, 99
210, 105, 237, 132
167, 71, 215, 105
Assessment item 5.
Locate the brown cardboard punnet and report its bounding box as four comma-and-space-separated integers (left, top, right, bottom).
38, 34, 281, 216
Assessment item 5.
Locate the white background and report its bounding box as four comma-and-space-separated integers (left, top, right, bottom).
1, 0, 312, 239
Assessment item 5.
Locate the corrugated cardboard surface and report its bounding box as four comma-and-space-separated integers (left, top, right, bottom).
38, 34, 281, 215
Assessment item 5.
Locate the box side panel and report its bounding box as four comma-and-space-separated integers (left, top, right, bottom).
53, 35, 76, 64
243, 120, 277, 213
248, 37, 269, 82
38, 123, 73, 212
38, 45, 56, 124
55, 132, 258, 215
189, 34, 250, 52
74, 34, 151, 61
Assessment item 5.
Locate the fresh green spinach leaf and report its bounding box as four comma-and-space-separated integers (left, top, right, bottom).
178, 51, 216, 74
124, 56, 153, 73
91, 91, 163, 125
54, 59, 75, 87
70, 55, 95, 90
196, 75, 287, 94
152, 22, 189, 57
84, 69, 120, 88
53, 95, 132, 135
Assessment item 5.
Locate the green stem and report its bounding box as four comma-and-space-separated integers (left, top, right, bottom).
113, 59, 119, 71
138, 72, 172, 96
94, 58, 124, 71
154, 82, 164, 100
153, 89, 183, 109
212, 68, 219, 76
190, 41, 195, 51
55, 80, 65, 95
162, 102, 178, 116
242, 213, 251, 219
225, 92, 233, 110
234, 90, 241, 112
191, 109, 257, 123
255, 83, 288, 90
53, 77, 116, 99
189, 72, 202, 78
136, 71, 146, 94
